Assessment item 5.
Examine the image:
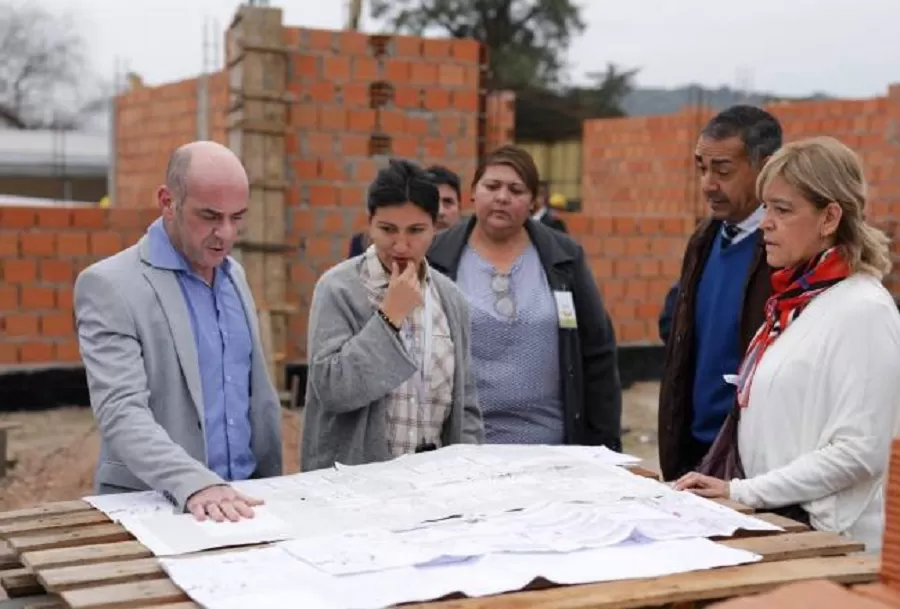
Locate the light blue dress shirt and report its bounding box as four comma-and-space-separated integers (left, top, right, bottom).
148, 218, 256, 481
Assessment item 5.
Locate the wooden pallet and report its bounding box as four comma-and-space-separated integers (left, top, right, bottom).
0, 421, 22, 479
0, 473, 880, 609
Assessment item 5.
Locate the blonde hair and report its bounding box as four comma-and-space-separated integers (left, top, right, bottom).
756, 135, 892, 279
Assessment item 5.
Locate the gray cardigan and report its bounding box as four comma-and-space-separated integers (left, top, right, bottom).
301, 257, 484, 471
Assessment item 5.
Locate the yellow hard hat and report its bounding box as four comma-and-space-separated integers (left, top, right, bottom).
99, 196, 110, 208
549, 193, 567, 209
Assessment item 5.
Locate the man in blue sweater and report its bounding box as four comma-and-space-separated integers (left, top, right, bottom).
657, 106, 783, 481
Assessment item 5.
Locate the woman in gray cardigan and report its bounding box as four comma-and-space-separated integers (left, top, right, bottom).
301, 160, 484, 472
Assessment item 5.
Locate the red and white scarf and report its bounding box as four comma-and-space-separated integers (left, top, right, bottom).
736, 247, 851, 408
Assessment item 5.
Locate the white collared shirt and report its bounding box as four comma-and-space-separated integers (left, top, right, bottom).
723, 205, 764, 246
357, 245, 454, 456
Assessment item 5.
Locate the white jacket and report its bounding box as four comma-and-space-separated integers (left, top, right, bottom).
729, 273, 900, 553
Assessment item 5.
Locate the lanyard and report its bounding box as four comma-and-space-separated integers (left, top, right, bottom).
401, 285, 433, 405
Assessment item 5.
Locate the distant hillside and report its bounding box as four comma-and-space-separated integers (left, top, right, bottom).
621, 85, 833, 117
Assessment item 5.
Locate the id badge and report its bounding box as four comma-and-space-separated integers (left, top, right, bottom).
553, 291, 577, 329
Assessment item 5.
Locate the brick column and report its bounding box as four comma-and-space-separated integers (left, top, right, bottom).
485, 91, 516, 153
226, 4, 292, 392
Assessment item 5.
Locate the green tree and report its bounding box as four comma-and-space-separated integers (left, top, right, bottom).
512, 64, 637, 140
370, 0, 586, 90
569, 63, 639, 118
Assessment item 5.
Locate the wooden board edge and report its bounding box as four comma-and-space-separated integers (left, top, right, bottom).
0, 501, 93, 525
406, 555, 880, 609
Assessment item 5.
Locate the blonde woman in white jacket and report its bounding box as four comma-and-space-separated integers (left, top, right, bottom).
676, 136, 900, 553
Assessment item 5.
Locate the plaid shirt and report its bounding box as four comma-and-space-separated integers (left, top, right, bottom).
359, 246, 455, 456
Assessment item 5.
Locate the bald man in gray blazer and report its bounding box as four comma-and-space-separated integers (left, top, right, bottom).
74, 141, 282, 522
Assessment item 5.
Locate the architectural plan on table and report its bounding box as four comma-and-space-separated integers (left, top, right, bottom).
84, 444, 780, 608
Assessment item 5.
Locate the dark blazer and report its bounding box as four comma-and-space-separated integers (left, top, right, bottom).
658, 281, 679, 344
427, 216, 622, 450
347, 233, 367, 258
539, 211, 568, 233
657, 219, 771, 481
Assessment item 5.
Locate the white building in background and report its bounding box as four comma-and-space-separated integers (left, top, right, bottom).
0, 128, 109, 205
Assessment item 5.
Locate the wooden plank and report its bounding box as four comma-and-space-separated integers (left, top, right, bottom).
0, 511, 110, 538
406, 555, 879, 609
0, 502, 92, 525
7, 525, 131, 554
20, 600, 65, 609
719, 531, 864, 562
18, 600, 64, 609
711, 579, 890, 609
22, 542, 151, 571
0, 567, 42, 598
626, 466, 660, 481
751, 513, 810, 533
0, 541, 20, 570
38, 558, 162, 593
61, 579, 188, 609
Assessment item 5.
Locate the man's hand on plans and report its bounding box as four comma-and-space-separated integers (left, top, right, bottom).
186, 485, 264, 522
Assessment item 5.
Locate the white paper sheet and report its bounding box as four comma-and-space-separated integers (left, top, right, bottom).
103, 444, 779, 562
83, 491, 176, 522
119, 505, 294, 556
160, 537, 761, 609
280, 528, 447, 575
160, 546, 344, 609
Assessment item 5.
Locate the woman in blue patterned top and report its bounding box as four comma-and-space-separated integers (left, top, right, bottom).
428, 145, 622, 449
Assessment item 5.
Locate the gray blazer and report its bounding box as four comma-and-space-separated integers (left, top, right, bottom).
73, 233, 282, 511
301, 257, 484, 471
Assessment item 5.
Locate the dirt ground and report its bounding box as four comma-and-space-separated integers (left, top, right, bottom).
0, 382, 660, 512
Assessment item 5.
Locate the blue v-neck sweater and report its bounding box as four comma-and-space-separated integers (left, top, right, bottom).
691, 231, 759, 444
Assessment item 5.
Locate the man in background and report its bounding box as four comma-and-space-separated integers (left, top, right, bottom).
348, 164, 462, 257
425, 164, 463, 230
657, 105, 783, 481
532, 180, 568, 233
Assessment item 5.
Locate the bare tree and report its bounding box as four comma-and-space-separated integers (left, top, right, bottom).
0, 1, 103, 130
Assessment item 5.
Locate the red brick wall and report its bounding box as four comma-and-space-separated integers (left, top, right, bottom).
580, 86, 900, 344
280, 27, 484, 360
553, 212, 696, 344
485, 90, 516, 152
771, 94, 900, 293
95, 30, 900, 361
0, 206, 154, 367
113, 73, 228, 208
109, 26, 485, 363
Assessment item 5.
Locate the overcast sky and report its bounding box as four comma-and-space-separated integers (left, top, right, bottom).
42, 0, 899, 99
